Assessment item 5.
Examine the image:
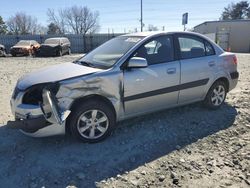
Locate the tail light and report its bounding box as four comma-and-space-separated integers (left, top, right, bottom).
233, 56, 238, 65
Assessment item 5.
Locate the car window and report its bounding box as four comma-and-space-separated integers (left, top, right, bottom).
79, 36, 144, 69
134, 35, 174, 65
178, 36, 205, 59
62, 38, 69, 44
144, 41, 159, 54
16, 41, 30, 46
44, 38, 60, 45
205, 41, 215, 56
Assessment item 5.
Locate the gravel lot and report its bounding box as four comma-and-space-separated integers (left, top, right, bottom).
0, 54, 249, 188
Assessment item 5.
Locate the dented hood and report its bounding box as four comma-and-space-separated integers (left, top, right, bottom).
17, 62, 101, 90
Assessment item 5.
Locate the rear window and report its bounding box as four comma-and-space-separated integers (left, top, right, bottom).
178, 37, 205, 59
178, 35, 215, 59
44, 39, 60, 45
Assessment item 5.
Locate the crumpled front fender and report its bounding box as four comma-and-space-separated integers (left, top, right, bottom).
7, 88, 70, 134
40, 88, 71, 125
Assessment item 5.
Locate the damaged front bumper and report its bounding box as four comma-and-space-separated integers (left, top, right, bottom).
7, 116, 50, 132
8, 88, 70, 137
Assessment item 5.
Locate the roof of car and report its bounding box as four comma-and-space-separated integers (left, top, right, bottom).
45, 37, 69, 40
123, 31, 204, 37
19, 40, 36, 42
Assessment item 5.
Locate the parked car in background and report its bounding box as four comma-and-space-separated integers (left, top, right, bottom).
36, 37, 71, 57
10, 40, 40, 56
8, 32, 239, 143
0, 44, 6, 57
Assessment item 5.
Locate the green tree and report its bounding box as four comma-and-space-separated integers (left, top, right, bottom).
0, 16, 8, 34
221, 1, 250, 20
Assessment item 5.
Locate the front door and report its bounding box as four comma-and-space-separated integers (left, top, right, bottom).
123, 35, 180, 117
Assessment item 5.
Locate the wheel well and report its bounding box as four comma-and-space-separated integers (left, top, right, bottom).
214, 77, 229, 92
65, 94, 116, 134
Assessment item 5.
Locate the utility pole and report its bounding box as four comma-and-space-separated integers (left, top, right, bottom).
140, 0, 143, 32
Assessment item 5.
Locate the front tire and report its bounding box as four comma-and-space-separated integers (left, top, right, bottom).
69, 100, 116, 143
204, 81, 227, 109
57, 49, 62, 56
68, 48, 71, 55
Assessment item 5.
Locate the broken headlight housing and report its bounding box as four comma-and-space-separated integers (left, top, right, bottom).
22, 83, 59, 105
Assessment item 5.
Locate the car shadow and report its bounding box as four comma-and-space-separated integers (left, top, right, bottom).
0, 102, 237, 188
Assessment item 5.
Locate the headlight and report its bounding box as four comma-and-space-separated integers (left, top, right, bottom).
22, 84, 46, 105
22, 83, 59, 105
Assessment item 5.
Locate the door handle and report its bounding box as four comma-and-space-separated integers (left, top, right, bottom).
208, 61, 215, 67
167, 68, 176, 74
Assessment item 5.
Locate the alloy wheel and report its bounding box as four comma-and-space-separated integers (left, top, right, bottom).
76, 109, 109, 139
211, 85, 226, 106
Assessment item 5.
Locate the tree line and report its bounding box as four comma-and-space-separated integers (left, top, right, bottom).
0, 1, 250, 35
0, 5, 99, 35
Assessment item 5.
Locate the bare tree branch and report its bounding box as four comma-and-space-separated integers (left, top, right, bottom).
47, 6, 100, 35
47, 8, 67, 34
7, 12, 39, 34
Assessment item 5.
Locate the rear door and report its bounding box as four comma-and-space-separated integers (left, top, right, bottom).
123, 35, 180, 116
176, 34, 217, 103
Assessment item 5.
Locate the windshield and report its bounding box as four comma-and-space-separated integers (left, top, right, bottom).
16, 41, 30, 46
44, 39, 60, 45
77, 36, 144, 69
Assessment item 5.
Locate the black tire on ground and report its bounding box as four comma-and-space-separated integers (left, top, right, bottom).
69, 100, 116, 143
203, 80, 227, 110
68, 48, 71, 55
11, 53, 16, 57
58, 50, 62, 56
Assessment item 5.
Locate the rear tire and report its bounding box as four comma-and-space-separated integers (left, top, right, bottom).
69, 100, 116, 143
204, 81, 227, 110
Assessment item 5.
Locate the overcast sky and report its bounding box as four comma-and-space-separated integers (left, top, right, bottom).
0, 0, 240, 33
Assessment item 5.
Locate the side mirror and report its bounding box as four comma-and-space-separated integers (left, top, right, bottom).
127, 57, 148, 68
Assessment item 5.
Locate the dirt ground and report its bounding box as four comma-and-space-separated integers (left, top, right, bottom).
0, 54, 249, 188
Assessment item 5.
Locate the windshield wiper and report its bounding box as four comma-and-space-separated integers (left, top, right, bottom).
74, 60, 95, 67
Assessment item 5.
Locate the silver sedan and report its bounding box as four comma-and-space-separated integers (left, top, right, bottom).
8, 31, 239, 142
